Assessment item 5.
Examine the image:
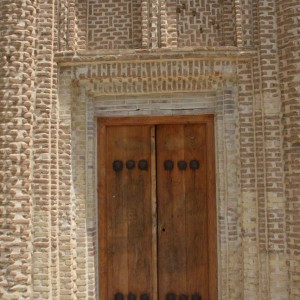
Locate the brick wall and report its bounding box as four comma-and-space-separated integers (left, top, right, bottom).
0, 1, 36, 299
253, 0, 288, 298
88, 0, 143, 49
1, 0, 299, 299
31, 1, 65, 298
166, 0, 234, 47
277, 0, 300, 298
86, 0, 236, 49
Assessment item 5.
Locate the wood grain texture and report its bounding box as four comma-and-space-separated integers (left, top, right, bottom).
206, 118, 218, 300
156, 125, 187, 297
184, 124, 208, 298
100, 125, 153, 299
151, 126, 158, 300
98, 116, 217, 300
156, 124, 210, 300
98, 115, 214, 126
98, 122, 108, 300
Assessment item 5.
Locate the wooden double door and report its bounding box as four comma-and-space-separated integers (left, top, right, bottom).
98, 115, 217, 300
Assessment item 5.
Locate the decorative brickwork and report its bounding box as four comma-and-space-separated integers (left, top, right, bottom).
86, 0, 237, 50
0, 1, 36, 299
255, 1, 288, 298
166, 0, 234, 47
77, 0, 88, 50
159, 0, 236, 48
88, 0, 143, 49
240, 0, 256, 47
277, 0, 300, 298
0, 0, 299, 299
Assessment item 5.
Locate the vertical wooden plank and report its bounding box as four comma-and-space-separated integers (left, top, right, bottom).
157, 122, 215, 300
207, 117, 218, 300
106, 126, 129, 297
151, 126, 158, 300
157, 125, 187, 299
102, 125, 153, 299
184, 124, 209, 299
126, 126, 152, 296
98, 121, 108, 300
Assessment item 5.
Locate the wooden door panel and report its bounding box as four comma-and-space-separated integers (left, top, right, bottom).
98, 116, 217, 300
156, 125, 187, 296
184, 125, 208, 297
156, 124, 209, 300
103, 125, 153, 299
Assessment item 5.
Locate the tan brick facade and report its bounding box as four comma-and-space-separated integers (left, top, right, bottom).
0, 1, 299, 299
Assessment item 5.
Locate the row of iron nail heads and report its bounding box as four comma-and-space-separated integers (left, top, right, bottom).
114, 292, 202, 300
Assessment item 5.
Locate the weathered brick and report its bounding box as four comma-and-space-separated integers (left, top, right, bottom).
1, 1, 300, 299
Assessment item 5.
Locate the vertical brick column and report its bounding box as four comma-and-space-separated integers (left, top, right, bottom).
239, 0, 256, 47
68, 0, 77, 51
142, 0, 151, 48
255, 0, 288, 299
71, 83, 89, 299
57, 72, 77, 299
237, 61, 260, 299
277, 1, 300, 298
31, 0, 60, 298
233, 0, 243, 47
165, 0, 178, 47
159, 0, 168, 48
220, 0, 236, 46
58, 0, 77, 51
0, 1, 36, 299
216, 87, 244, 300
151, 0, 159, 48
76, 0, 88, 50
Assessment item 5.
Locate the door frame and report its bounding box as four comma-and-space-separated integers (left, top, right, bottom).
97, 114, 217, 300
